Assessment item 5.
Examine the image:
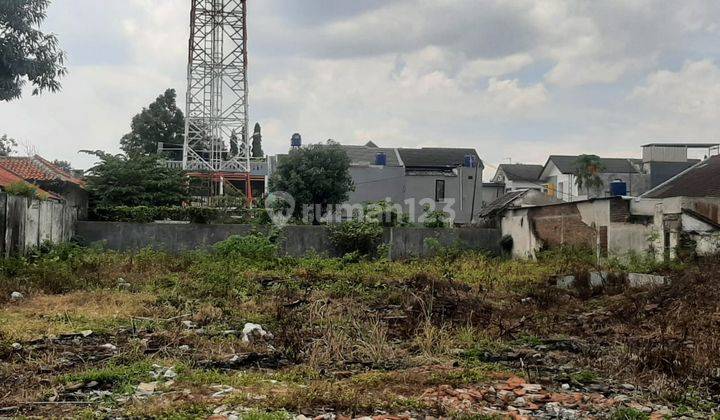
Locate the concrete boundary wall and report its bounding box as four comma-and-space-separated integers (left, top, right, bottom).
75, 222, 501, 259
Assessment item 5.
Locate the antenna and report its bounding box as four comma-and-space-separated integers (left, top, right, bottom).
183, 0, 252, 200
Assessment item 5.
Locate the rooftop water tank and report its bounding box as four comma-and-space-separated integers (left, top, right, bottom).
291, 133, 302, 148
375, 152, 387, 166
610, 179, 627, 196
463, 154, 476, 168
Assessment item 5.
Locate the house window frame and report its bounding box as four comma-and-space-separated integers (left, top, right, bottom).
435, 179, 445, 202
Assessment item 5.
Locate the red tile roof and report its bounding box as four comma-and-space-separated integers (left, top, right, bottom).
0, 166, 62, 201
0, 155, 84, 186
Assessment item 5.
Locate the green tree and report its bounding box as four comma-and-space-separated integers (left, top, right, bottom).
269, 141, 354, 222
0, 134, 17, 156
0, 0, 67, 101
573, 154, 605, 196
51, 159, 71, 172
252, 122, 263, 158
82, 150, 188, 207
120, 89, 185, 156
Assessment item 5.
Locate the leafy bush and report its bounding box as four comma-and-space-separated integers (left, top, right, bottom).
422, 206, 450, 228
328, 220, 383, 256
90, 206, 229, 224
4, 181, 40, 199
213, 233, 277, 260
363, 201, 408, 227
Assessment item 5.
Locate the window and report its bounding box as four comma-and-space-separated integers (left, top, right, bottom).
435, 180, 445, 202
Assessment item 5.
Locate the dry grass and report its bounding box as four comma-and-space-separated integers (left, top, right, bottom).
0, 290, 157, 340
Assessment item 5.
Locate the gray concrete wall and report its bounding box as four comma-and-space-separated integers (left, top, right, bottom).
76, 221, 501, 259
347, 166, 405, 205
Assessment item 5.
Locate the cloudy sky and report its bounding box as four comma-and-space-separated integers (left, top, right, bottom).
2, 0, 720, 175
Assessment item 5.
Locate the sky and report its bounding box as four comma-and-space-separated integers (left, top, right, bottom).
2, 0, 720, 176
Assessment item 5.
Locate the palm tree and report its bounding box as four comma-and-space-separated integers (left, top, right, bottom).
573, 154, 605, 196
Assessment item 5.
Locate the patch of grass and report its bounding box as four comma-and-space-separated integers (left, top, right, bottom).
62, 361, 153, 393
569, 370, 599, 385
240, 409, 293, 420
609, 407, 650, 420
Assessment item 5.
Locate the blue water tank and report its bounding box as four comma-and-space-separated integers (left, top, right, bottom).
463, 154, 476, 168
610, 179, 627, 196
375, 152, 387, 166
291, 133, 302, 148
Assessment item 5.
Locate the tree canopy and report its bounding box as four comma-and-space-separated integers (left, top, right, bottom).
269, 142, 354, 221
573, 154, 605, 195
120, 89, 185, 156
0, 134, 17, 156
252, 122, 263, 158
0, 0, 67, 101
52, 159, 71, 173
82, 150, 188, 207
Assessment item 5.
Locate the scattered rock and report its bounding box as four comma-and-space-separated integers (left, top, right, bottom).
211, 385, 235, 398
178, 345, 190, 351
627, 273, 668, 288
621, 383, 636, 391
181, 320, 197, 329
561, 383, 571, 390
80, 330, 93, 337
11, 342, 22, 350
163, 366, 177, 379
10, 291, 24, 301
135, 381, 158, 396
99, 343, 117, 351
241, 323, 273, 343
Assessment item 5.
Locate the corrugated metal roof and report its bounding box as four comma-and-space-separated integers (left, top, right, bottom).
478, 190, 528, 218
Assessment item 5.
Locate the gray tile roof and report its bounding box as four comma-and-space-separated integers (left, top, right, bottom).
340, 145, 401, 166
546, 155, 638, 174
643, 155, 720, 198
398, 148, 483, 169
498, 164, 543, 182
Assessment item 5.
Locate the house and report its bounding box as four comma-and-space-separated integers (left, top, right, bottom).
491, 164, 544, 192
0, 155, 88, 219
481, 182, 505, 208
397, 148, 483, 225
640, 143, 713, 189
477, 189, 560, 228
0, 166, 62, 201
498, 154, 720, 260
539, 155, 644, 202
268, 141, 484, 224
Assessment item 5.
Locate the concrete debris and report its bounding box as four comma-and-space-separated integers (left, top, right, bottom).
561, 383, 570, 390
181, 320, 198, 329
178, 344, 190, 351
10, 291, 24, 301
241, 322, 273, 343
210, 385, 236, 398
628, 273, 669, 288
163, 366, 177, 379
99, 343, 117, 351
80, 330, 93, 337
11, 342, 22, 350
135, 381, 158, 397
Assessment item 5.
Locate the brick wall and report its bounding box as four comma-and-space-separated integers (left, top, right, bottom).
528, 204, 596, 249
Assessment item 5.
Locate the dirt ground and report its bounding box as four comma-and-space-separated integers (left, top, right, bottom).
1, 245, 719, 419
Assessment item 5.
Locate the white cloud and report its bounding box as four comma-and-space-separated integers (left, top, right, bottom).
630, 59, 720, 120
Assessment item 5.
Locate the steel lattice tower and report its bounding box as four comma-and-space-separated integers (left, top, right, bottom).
183, 0, 250, 176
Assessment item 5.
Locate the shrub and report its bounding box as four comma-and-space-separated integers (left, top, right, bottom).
4, 181, 40, 199
328, 220, 383, 256
422, 206, 450, 228
213, 233, 277, 260
90, 206, 228, 224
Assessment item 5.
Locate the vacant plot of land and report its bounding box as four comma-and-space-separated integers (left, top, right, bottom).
1, 239, 719, 419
